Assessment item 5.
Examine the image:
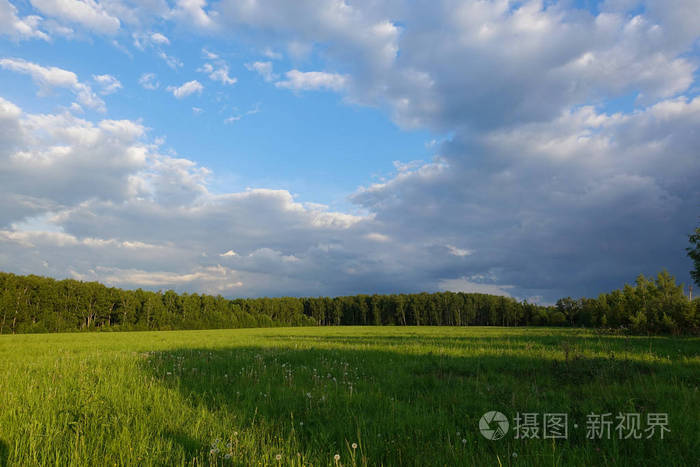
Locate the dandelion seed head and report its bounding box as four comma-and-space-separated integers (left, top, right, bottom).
334, 453, 340, 461
352, 442, 358, 449
276, 454, 282, 460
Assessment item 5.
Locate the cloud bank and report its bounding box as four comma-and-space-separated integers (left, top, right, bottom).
1, 0, 699, 301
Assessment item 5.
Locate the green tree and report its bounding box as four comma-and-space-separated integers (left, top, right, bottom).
688, 225, 700, 287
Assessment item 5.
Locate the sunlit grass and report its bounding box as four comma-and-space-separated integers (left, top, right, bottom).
0, 327, 698, 466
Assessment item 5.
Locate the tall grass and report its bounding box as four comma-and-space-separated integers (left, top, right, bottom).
0, 327, 697, 466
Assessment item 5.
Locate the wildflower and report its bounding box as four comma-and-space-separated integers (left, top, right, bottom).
462, 439, 467, 445
233, 431, 238, 436
351, 443, 358, 450
512, 452, 518, 458
334, 453, 340, 461
276, 454, 282, 461
224, 454, 231, 460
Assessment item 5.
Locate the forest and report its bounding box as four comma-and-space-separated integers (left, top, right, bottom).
0, 270, 697, 335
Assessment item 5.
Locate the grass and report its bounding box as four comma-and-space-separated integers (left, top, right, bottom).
0, 327, 698, 466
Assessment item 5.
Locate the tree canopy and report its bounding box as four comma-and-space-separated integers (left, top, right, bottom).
687, 225, 700, 288
0, 270, 697, 335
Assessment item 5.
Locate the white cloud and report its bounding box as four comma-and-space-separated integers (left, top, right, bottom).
29, 0, 120, 34
201, 0, 697, 131
0, 0, 49, 40
132, 31, 181, 68
0, 96, 147, 226
0, 58, 105, 111
210, 66, 235, 85
149, 31, 169, 45
167, 80, 203, 98
0, 99, 376, 296
198, 62, 236, 85
262, 47, 281, 60
245, 61, 278, 82
446, 245, 472, 257
93, 74, 122, 95
214, 0, 398, 69
132, 31, 170, 49
170, 0, 217, 30
157, 51, 183, 69
223, 104, 260, 125
201, 48, 218, 59
275, 70, 348, 92
365, 233, 390, 242
439, 278, 514, 297
138, 72, 159, 90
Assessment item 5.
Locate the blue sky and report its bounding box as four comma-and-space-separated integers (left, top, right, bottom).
0, 0, 698, 301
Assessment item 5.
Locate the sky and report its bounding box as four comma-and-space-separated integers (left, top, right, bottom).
0, 0, 698, 303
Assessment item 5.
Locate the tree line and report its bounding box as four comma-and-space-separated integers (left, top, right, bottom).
0, 269, 697, 335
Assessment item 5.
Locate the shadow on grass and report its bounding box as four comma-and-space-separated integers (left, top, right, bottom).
138, 342, 699, 466
0, 439, 7, 467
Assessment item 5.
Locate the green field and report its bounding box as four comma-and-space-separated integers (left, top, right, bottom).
0, 327, 698, 466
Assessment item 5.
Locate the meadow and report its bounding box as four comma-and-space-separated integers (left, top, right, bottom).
0, 327, 697, 466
